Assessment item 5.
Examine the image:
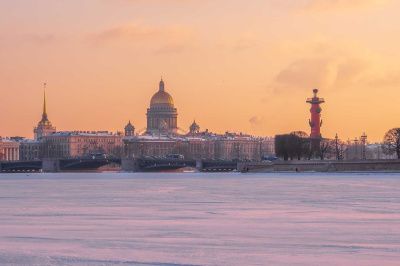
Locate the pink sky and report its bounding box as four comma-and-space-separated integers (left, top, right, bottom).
1, 0, 400, 141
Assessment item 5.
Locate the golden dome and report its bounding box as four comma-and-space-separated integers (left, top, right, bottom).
150, 79, 174, 108
150, 90, 174, 106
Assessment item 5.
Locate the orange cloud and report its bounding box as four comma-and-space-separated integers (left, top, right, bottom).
1, 0, 400, 141
306, 0, 390, 11
91, 23, 193, 43
368, 71, 400, 87
23, 34, 57, 44
269, 41, 376, 93
89, 23, 195, 54
273, 56, 369, 93
249, 116, 265, 128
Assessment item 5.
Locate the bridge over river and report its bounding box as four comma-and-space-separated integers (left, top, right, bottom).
121, 158, 237, 172
0, 158, 238, 173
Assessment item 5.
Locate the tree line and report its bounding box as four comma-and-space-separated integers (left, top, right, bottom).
275, 128, 400, 161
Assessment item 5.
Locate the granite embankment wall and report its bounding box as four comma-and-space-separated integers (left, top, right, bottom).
238, 160, 400, 172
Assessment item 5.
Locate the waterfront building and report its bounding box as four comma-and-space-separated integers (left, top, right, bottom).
124, 132, 271, 161
123, 79, 271, 161
344, 141, 397, 160
146, 79, 178, 135
213, 133, 262, 161
0, 138, 20, 161
19, 140, 41, 161
13, 78, 274, 162
124, 135, 180, 159
185, 137, 216, 160
34, 89, 56, 140
260, 137, 275, 157
41, 131, 123, 159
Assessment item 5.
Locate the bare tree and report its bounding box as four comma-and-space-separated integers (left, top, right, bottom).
275, 132, 310, 161
290, 131, 310, 160
275, 134, 291, 161
318, 139, 335, 160
382, 128, 400, 159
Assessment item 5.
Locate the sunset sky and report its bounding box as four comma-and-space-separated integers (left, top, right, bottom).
1, 0, 400, 141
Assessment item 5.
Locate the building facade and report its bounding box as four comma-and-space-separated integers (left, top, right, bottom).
124, 135, 179, 159
261, 137, 275, 157
146, 79, 178, 135
214, 135, 261, 161
124, 130, 273, 162
344, 142, 397, 160
184, 137, 216, 160
0, 138, 20, 161
19, 140, 41, 161
14, 79, 274, 162
41, 131, 123, 159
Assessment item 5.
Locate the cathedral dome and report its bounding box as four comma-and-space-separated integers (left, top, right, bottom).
146, 78, 178, 134
189, 120, 200, 134
150, 79, 174, 108
150, 91, 174, 107
125, 120, 135, 131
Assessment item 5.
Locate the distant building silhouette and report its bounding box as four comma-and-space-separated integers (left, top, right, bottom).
124, 121, 135, 137
189, 120, 200, 135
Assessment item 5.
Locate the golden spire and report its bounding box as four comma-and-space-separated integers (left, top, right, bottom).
42, 83, 48, 121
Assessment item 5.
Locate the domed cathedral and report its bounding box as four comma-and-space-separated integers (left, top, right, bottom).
146, 79, 178, 134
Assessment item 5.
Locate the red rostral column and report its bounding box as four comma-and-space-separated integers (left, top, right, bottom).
306, 89, 325, 139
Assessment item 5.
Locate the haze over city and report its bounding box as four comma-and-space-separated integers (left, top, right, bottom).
3, 2, 400, 266
1, 0, 400, 141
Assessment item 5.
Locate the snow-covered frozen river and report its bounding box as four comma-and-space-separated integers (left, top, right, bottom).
0, 172, 400, 266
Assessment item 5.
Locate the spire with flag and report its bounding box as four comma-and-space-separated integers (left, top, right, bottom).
42, 82, 48, 121
34, 82, 56, 140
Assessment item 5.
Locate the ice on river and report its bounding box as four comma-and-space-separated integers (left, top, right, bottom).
0, 172, 400, 266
